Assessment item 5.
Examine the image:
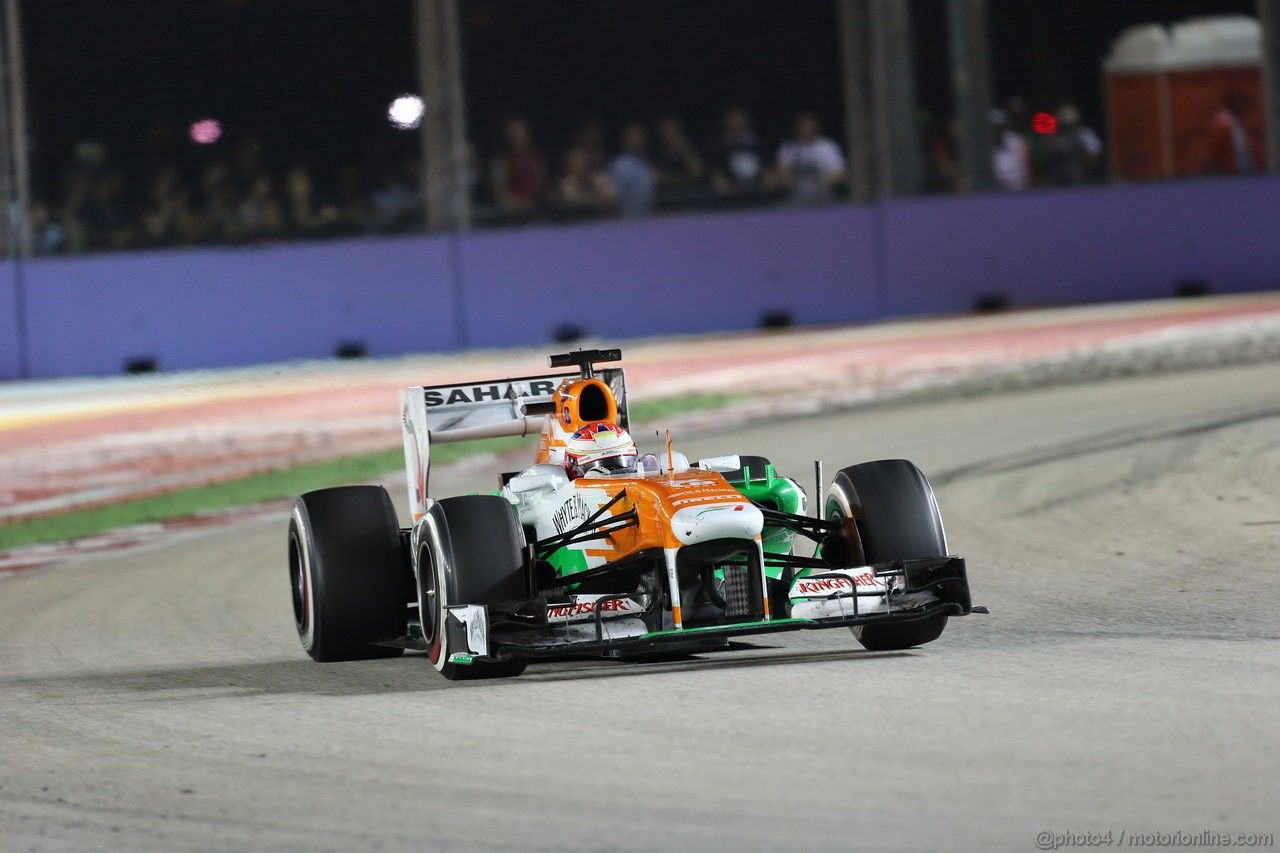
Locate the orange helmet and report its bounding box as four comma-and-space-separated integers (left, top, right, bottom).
564, 422, 637, 478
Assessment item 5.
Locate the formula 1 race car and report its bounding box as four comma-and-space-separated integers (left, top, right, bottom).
287, 348, 978, 679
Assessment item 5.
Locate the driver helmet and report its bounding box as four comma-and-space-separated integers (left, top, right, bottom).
564, 422, 637, 478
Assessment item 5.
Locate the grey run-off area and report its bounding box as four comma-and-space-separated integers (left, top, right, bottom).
1, 361, 1278, 851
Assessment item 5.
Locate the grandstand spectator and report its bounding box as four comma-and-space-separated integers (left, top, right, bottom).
201, 163, 243, 243
775, 113, 846, 203
653, 116, 705, 189
368, 161, 421, 232
925, 117, 961, 193
551, 147, 617, 217
230, 137, 268, 192
608, 123, 656, 216
1004, 96, 1048, 181
140, 165, 201, 247
1206, 89, 1259, 175
239, 174, 287, 241
69, 170, 133, 251
335, 166, 368, 232
284, 165, 340, 235
709, 107, 764, 193
572, 118, 610, 172
31, 201, 66, 255
490, 117, 548, 214
1042, 102, 1102, 186
990, 109, 1031, 191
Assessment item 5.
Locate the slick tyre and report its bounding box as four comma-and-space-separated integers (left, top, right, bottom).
289, 486, 408, 662
419, 495, 529, 680
826, 459, 950, 651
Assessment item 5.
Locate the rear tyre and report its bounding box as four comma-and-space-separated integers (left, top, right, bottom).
289, 486, 408, 662
826, 460, 950, 651
419, 495, 530, 680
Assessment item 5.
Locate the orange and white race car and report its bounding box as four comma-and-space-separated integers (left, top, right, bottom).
287, 349, 980, 679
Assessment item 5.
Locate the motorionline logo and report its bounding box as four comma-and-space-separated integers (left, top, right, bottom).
1035, 829, 1274, 850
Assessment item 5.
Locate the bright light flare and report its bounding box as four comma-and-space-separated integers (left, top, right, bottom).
189, 119, 223, 145
388, 95, 425, 130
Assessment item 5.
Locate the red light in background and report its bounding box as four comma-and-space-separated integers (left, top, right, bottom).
1032, 112, 1058, 135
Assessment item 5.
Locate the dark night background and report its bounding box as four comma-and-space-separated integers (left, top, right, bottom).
21, 0, 1255, 199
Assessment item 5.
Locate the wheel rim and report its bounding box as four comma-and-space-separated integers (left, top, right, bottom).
420, 547, 441, 663
288, 532, 309, 634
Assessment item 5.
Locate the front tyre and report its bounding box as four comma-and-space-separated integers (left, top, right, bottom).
826, 459, 950, 651
418, 495, 529, 680
288, 486, 408, 662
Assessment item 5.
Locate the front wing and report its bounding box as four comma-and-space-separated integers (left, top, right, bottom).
434, 556, 974, 664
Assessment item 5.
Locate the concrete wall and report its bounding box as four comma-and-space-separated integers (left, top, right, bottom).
2, 175, 1278, 379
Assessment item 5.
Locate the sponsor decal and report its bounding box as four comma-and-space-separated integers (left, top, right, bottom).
667, 478, 721, 489
670, 493, 743, 507
546, 596, 642, 622
551, 493, 593, 535
791, 571, 883, 597
447, 653, 474, 665
423, 379, 557, 408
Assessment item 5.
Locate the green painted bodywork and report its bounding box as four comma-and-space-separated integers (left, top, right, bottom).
548, 547, 589, 576
722, 462, 805, 579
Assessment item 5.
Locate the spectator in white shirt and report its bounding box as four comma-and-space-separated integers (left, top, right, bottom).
990, 109, 1031, 191
775, 113, 846, 203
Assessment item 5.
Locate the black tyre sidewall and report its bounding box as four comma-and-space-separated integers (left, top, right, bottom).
825, 460, 950, 651
421, 495, 529, 680
290, 486, 406, 662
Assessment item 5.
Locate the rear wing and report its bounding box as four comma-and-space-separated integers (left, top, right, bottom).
400, 368, 628, 519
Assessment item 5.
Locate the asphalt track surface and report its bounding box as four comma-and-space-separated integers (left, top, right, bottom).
2, 363, 1278, 852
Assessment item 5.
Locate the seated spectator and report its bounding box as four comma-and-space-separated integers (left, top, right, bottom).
572, 118, 609, 172
368, 161, 421, 232
653, 116, 705, 189
284, 165, 339, 235
709, 107, 764, 193
775, 113, 846, 203
141, 165, 203, 247
990, 109, 1031, 191
239, 174, 287, 241
550, 147, 617, 216
334, 166, 368, 232
201, 163, 243, 243
31, 201, 66, 254
73, 170, 134, 251
490, 117, 548, 214
1042, 103, 1102, 186
608, 123, 656, 216
925, 118, 961, 193
1205, 89, 1259, 175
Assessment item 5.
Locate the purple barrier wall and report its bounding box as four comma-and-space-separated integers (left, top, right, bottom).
0, 264, 18, 379
879, 176, 1280, 314
456, 204, 878, 348
1, 175, 1278, 380
18, 236, 458, 377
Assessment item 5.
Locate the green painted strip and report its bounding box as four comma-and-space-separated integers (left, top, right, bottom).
638, 617, 814, 639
